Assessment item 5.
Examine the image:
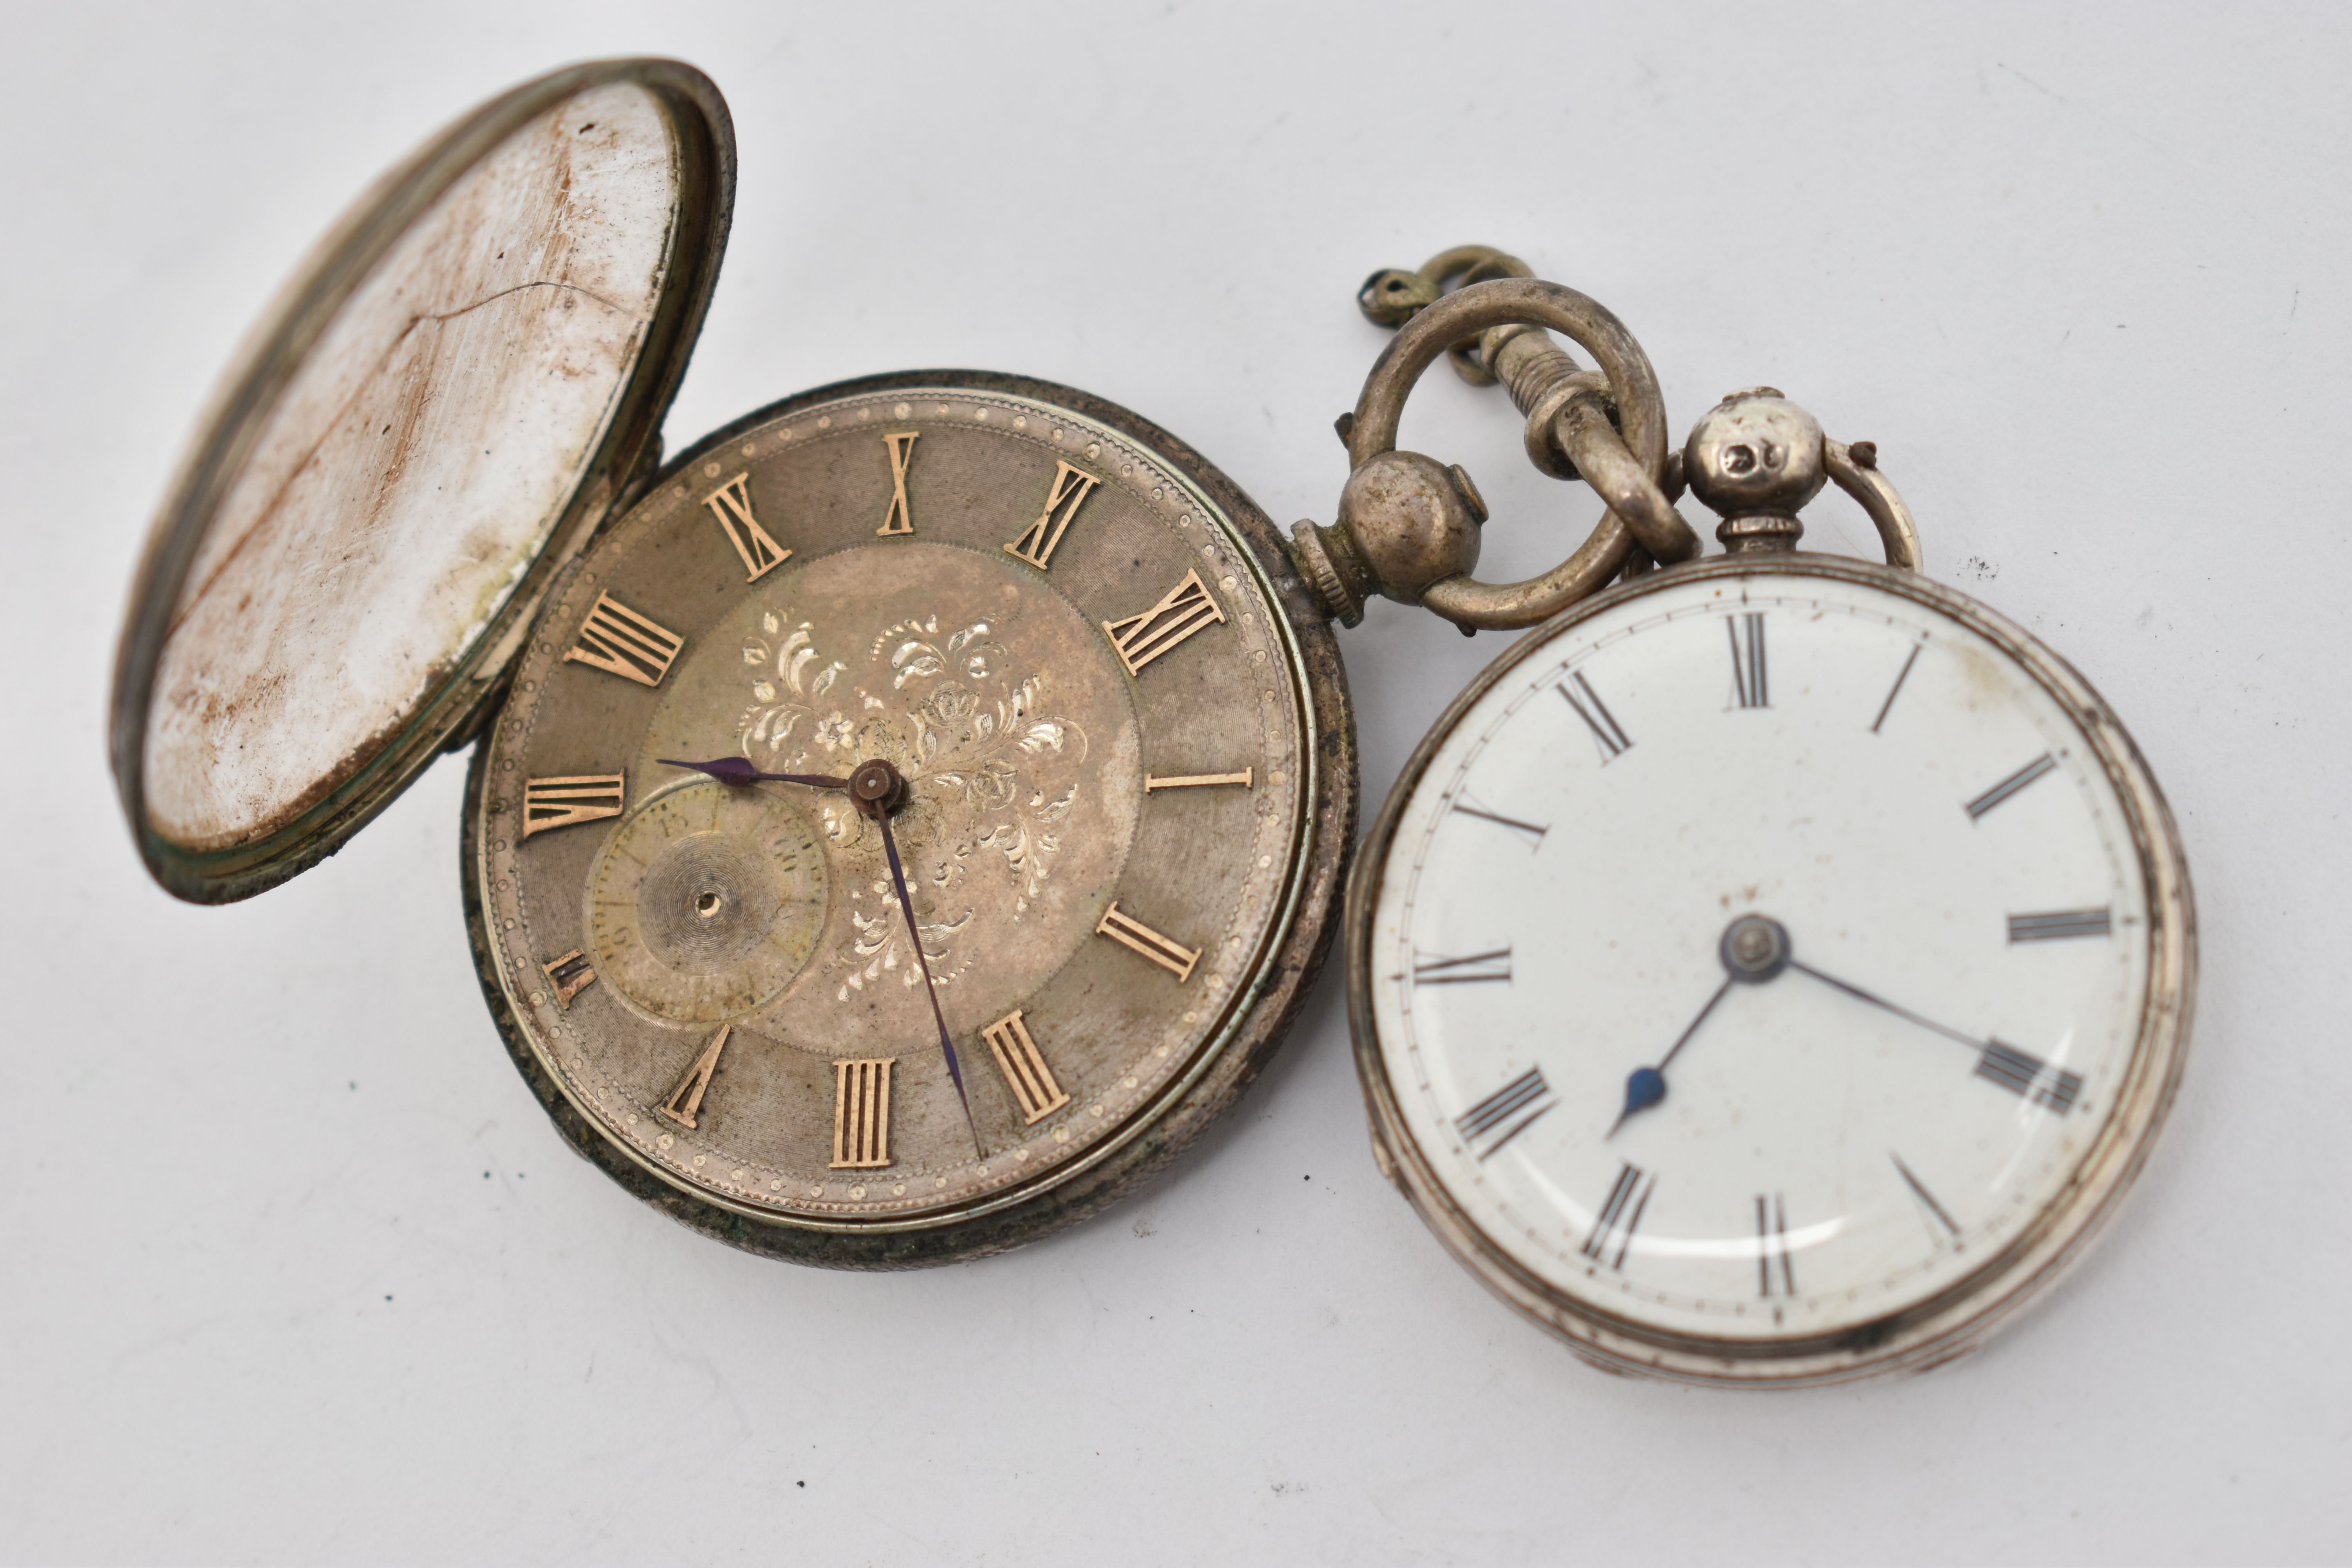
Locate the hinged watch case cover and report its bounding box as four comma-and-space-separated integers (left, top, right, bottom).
112, 59, 731, 903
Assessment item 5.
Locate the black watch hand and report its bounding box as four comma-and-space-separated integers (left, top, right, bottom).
851, 761, 984, 1160
1784, 960, 1984, 1053
661, 757, 851, 790
1785, 959, 2083, 1114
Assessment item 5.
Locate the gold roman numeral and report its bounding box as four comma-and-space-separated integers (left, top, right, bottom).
981, 1009, 1071, 1125
1102, 568, 1225, 677
1144, 768, 1254, 792
540, 950, 597, 1009
1003, 461, 1102, 569
1095, 900, 1201, 982
656, 1025, 733, 1131
564, 593, 686, 687
703, 471, 789, 581
877, 432, 919, 536
521, 773, 625, 837
831, 1058, 896, 1168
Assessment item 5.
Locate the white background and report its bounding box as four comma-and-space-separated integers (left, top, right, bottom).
3, 3, 2345, 1563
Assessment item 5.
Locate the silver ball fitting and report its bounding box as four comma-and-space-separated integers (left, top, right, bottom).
1289, 450, 1485, 626
1339, 450, 1485, 599
1683, 388, 1826, 552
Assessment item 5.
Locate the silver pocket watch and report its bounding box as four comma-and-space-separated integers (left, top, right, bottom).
1297, 251, 2193, 1387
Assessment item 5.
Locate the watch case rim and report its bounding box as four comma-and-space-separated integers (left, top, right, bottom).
113, 56, 735, 907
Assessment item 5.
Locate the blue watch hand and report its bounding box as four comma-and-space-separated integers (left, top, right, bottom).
1609, 978, 1731, 1136
1609, 913, 1791, 1136
871, 804, 981, 1158
845, 759, 984, 1161
660, 757, 851, 790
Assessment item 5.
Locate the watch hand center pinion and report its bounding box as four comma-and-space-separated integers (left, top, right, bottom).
1720, 912, 1791, 982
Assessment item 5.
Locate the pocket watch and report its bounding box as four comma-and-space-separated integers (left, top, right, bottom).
1299, 258, 2194, 1384
107, 58, 1364, 1267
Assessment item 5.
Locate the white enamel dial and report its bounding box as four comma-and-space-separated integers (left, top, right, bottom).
1358, 557, 2190, 1382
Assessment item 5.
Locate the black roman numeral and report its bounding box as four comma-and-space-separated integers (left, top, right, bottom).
2007, 907, 2112, 943
1975, 1040, 2083, 1114
1727, 613, 1768, 709
1450, 795, 1548, 850
1965, 753, 2057, 820
1412, 947, 1513, 986
1579, 1161, 1655, 1269
1756, 1192, 1797, 1298
1891, 1152, 1962, 1245
1558, 671, 1632, 760
1871, 642, 1923, 733
1455, 1067, 1558, 1161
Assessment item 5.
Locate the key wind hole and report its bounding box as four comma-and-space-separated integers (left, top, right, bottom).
631, 835, 788, 976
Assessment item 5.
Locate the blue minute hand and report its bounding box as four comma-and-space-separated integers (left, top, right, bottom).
848, 759, 984, 1160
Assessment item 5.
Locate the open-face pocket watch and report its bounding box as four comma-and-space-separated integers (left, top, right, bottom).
109, 58, 1381, 1267
1296, 256, 2194, 1385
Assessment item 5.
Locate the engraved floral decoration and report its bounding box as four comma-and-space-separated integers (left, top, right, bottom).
738, 610, 1086, 1000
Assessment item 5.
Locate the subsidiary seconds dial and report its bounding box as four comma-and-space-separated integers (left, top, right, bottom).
1357, 558, 2190, 1383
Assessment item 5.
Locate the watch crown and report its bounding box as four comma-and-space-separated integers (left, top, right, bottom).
1289, 519, 1366, 628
